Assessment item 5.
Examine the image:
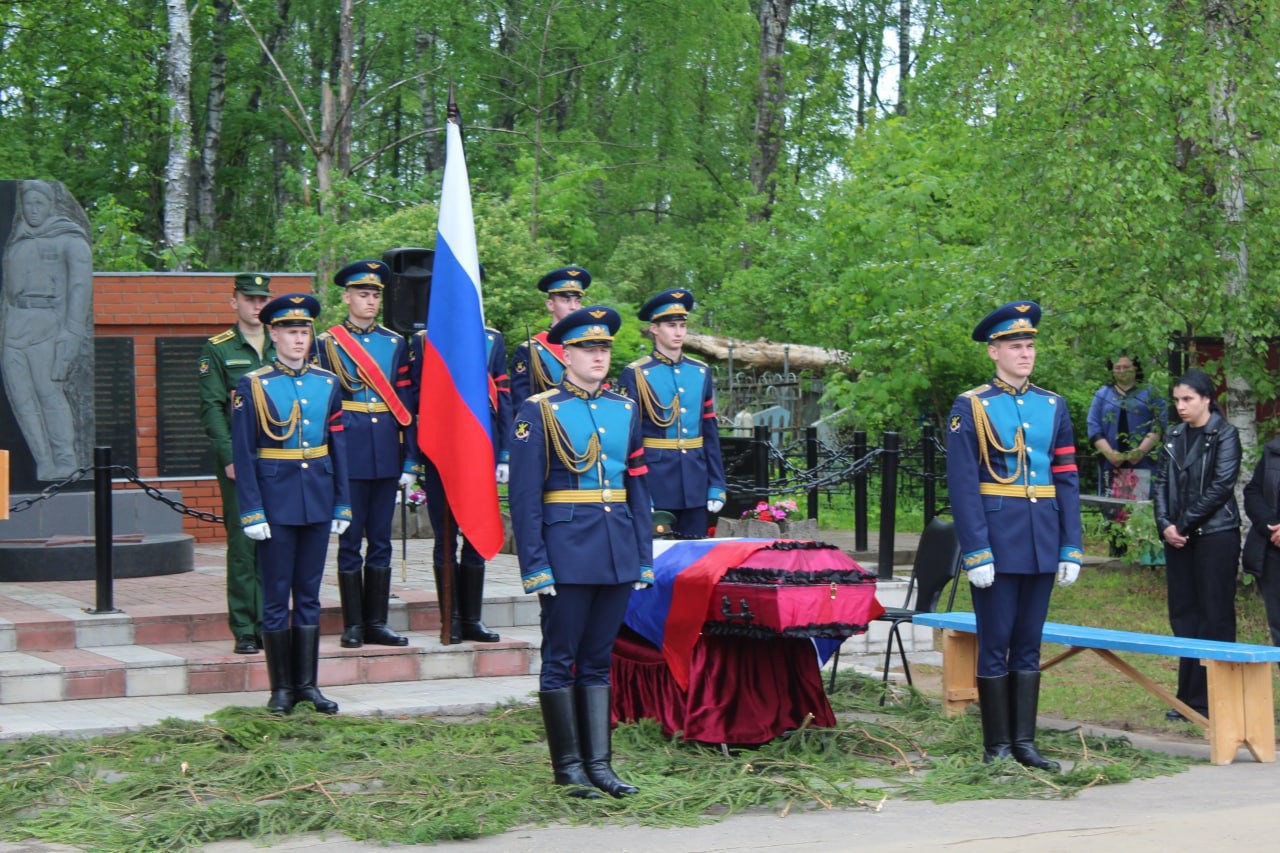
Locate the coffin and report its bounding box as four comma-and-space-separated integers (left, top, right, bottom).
703, 541, 883, 640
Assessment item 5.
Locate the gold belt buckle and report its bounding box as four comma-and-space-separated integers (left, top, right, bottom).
1026, 484, 1038, 502
600, 488, 613, 502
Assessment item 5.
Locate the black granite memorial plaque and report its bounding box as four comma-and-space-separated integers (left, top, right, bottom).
94, 336, 138, 474
157, 336, 215, 476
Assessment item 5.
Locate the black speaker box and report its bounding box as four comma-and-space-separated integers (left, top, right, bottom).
381, 247, 434, 337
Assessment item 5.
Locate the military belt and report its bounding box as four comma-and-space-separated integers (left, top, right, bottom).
9, 295, 57, 309
258, 446, 330, 460
978, 483, 1056, 500
341, 401, 391, 413
543, 488, 627, 504
643, 437, 704, 450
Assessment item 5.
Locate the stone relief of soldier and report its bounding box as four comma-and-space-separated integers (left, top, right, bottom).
0, 179, 94, 481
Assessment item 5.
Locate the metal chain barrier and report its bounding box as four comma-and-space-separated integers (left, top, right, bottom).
112, 465, 225, 524
6, 466, 91, 514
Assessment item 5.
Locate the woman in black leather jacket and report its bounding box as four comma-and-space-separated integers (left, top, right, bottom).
1152, 369, 1241, 720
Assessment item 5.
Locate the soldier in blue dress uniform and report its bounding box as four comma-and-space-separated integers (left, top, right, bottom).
946, 300, 1083, 770
316, 260, 412, 649
509, 305, 654, 799
232, 293, 351, 715
401, 324, 512, 643
618, 289, 726, 538
509, 266, 590, 407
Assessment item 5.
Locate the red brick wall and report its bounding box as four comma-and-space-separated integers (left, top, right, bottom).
96, 273, 316, 543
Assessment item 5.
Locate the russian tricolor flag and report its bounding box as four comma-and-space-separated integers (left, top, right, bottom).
417, 95, 504, 558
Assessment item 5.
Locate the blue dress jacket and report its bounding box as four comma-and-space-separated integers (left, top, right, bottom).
316, 320, 410, 480
508, 380, 655, 592
232, 360, 352, 527
510, 331, 565, 406
617, 351, 726, 509
945, 376, 1083, 574
403, 327, 512, 472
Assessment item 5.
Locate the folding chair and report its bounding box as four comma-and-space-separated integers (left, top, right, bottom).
826, 515, 963, 694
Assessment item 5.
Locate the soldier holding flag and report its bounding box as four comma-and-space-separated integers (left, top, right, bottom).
316, 260, 413, 649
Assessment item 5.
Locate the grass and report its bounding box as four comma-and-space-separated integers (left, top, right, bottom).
0, 674, 1192, 851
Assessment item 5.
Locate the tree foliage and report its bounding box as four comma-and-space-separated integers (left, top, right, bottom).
3, 1, 1280, 441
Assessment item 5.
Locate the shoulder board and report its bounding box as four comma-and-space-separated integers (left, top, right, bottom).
316, 330, 332, 342
485, 326, 500, 335
682, 355, 708, 368
960, 384, 991, 398
247, 364, 274, 378
374, 324, 397, 336
601, 389, 632, 403
528, 389, 557, 404
208, 329, 235, 345
1028, 384, 1060, 399
309, 366, 339, 380
627, 356, 652, 369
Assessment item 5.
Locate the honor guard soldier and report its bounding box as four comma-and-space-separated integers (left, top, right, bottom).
509, 305, 654, 799
402, 324, 512, 643
316, 260, 413, 649
945, 300, 1083, 770
617, 289, 726, 538
198, 273, 275, 655
232, 293, 350, 715
509, 266, 590, 407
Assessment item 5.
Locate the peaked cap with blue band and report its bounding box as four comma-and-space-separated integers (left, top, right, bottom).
335, 259, 389, 289
537, 265, 592, 295
260, 293, 322, 326
638, 288, 695, 323
548, 305, 620, 347
972, 300, 1041, 342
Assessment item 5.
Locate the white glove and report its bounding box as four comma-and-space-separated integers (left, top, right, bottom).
632, 581, 650, 590
398, 472, 417, 489
244, 522, 271, 541
967, 564, 995, 588
707, 499, 725, 514
1057, 561, 1080, 587
331, 519, 350, 535
495, 463, 510, 484
540, 585, 557, 597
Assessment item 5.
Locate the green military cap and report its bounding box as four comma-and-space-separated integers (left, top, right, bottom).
233, 273, 272, 296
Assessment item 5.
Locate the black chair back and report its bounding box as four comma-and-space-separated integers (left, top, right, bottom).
906, 516, 963, 614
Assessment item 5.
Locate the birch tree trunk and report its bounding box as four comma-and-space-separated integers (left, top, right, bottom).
749, 0, 794, 224
1206, 1, 1253, 455
197, 0, 232, 250
337, 0, 355, 177
163, 0, 193, 269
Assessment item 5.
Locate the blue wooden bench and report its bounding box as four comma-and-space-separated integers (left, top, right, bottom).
912, 611, 1280, 765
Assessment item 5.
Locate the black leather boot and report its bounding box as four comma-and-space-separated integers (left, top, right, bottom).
261, 629, 295, 715
291, 625, 338, 714
458, 562, 500, 642
1010, 670, 1059, 771
337, 570, 364, 648
538, 688, 601, 798
976, 674, 1013, 763
362, 565, 409, 646
432, 563, 462, 644
575, 684, 639, 797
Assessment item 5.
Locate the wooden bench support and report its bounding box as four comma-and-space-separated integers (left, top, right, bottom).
1205, 659, 1276, 765
925, 617, 1277, 765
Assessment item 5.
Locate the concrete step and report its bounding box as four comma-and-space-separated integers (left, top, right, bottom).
0, 626, 542, 705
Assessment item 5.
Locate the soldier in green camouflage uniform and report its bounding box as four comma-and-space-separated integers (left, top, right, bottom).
199, 273, 276, 654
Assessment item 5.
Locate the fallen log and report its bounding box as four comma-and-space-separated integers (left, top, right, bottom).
682, 332, 849, 371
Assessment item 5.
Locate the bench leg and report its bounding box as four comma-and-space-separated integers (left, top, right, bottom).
939, 629, 978, 716
1204, 659, 1276, 765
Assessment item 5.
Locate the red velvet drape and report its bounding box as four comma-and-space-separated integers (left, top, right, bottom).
611, 626, 837, 745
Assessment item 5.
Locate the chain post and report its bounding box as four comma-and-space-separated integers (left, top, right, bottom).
89, 447, 121, 614
878, 431, 899, 579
